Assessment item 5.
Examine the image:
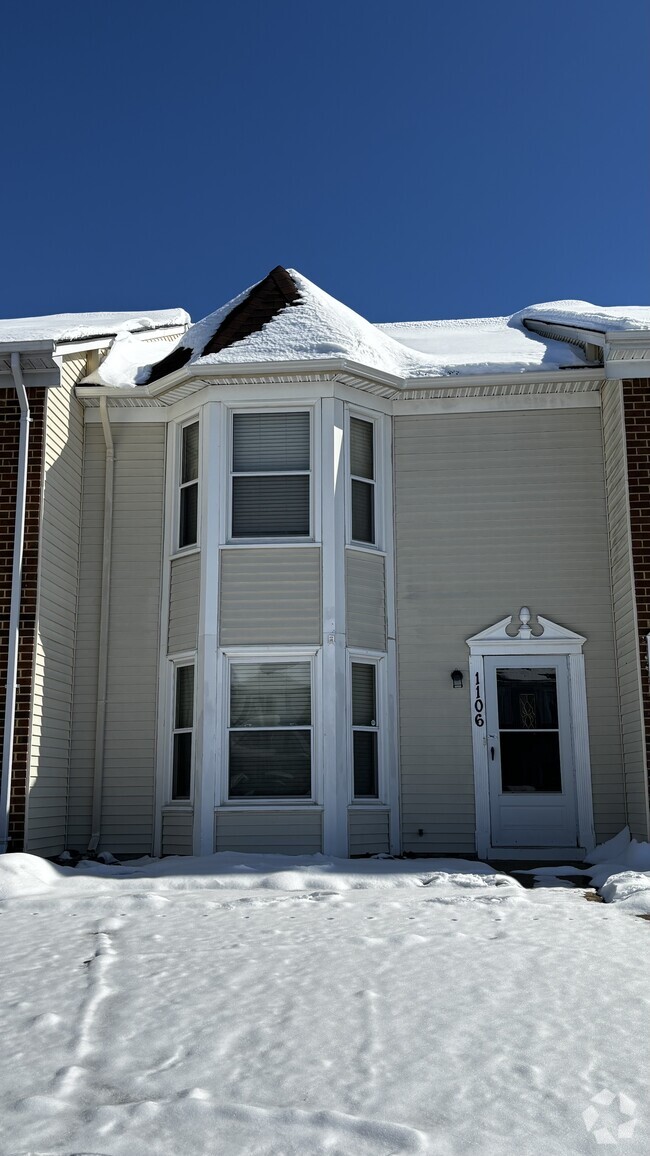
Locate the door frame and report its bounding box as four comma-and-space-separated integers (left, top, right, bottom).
466, 607, 595, 860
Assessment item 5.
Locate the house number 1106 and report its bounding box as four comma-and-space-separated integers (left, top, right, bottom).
474, 671, 484, 727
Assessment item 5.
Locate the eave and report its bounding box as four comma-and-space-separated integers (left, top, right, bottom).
75, 357, 604, 409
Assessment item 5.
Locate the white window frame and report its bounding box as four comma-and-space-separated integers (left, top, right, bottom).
176, 415, 201, 554
466, 607, 595, 860
347, 650, 388, 806
168, 655, 197, 805
227, 405, 316, 544
345, 407, 383, 551
218, 647, 322, 806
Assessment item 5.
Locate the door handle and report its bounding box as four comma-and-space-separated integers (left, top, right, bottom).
490, 746, 495, 761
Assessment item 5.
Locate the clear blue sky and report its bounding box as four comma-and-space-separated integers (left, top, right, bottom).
2, 0, 648, 325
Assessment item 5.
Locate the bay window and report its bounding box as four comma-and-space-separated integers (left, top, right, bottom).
352, 662, 379, 798
178, 420, 199, 549
228, 661, 312, 798
172, 663, 195, 800
350, 416, 375, 545
231, 410, 311, 538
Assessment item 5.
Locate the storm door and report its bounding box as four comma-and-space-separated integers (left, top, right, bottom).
484, 655, 578, 848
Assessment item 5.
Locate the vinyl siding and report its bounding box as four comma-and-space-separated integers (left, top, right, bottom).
219, 547, 321, 645
215, 809, 323, 853
346, 549, 386, 650
602, 382, 649, 838
168, 553, 200, 654
348, 808, 390, 855
394, 407, 624, 854
68, 423, 165, 853
162, 807, 194, 855
27, 358, 85, 855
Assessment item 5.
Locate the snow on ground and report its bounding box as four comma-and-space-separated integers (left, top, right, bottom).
0, 309, 190, 345
1, 853, 649, 1156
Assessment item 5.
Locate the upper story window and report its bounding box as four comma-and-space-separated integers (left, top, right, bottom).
178, 421, 199, 549
231, 411, 311, 539
350, 416, 375, 545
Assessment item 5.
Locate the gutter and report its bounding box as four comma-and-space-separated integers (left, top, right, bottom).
88, 396, 114, 852
0, 354, 32, 853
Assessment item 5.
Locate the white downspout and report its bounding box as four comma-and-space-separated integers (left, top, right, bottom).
88, 396, 114, 852
0, 354, 32, 853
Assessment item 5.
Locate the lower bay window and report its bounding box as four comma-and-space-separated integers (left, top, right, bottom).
228, 660, 313, 799
171, 662, 195, 800
351, 661, 379, 799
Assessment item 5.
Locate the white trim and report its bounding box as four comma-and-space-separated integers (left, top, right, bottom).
467, 607, 594, 857
153, 423, 177, 856
321, 397, 348, 855
381, 412, 401, 854
194, 402, 221, 854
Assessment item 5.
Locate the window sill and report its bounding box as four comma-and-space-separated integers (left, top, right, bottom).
169, 546, 201, 561
217, 803, 323, 811
346, 543, 386, 557
222, 540, 319, 550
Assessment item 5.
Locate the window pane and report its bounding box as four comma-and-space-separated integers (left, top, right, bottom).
229, 730, 311, 797
172, 732, 192, 799
175, 665, 194, 729
351, 479, 374, 543
233, 412, 310, 473
353, 731, 378, 797
500, 732, 562, 793
496, 668, 558, 730
182, 422, 199, 484
230, 662, 311, 727
232, 475, 309, 537
179, 481, 198, 547
352, 664, 376, 726
350, 417, 374, 479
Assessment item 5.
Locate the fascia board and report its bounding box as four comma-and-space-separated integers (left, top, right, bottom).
54, 325, 188, 358
0, 339, 55, 355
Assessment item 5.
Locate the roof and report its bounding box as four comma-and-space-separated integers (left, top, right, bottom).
0, 308, 190, 347
79, 268, 650, 389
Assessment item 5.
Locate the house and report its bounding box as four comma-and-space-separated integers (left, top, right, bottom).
1, 267, 649, 861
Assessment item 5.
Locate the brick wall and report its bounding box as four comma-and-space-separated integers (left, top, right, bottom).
623, 378, 650, 773
0, 387, 45, 851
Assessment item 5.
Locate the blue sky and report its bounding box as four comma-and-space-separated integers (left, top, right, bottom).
2, 0, 648, 325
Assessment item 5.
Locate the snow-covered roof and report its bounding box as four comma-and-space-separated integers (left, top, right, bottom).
511, 300, 650, 334
79, 269, 650, 389
0, 308, 190, 346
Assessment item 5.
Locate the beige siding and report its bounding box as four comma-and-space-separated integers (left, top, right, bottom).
602, 382, 650, 838
348, 808, 390, 856
67, 423, 104, 849
168, 553, 200, 654
219, 547, 321, 645
215, 809, 323, 853
68, 423, 165, 854
27, 357, 85, 855
162, 807, 194, 855
395, 407, 624, 853
346, 549, 386, 650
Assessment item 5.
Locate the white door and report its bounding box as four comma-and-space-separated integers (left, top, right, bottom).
484, 655, 578, 849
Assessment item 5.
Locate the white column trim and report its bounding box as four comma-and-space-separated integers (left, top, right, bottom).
194, 402, 221, 854
321, 397, 348, 855
568, 652, 596, 852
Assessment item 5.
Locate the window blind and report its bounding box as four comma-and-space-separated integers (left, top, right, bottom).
233, 412, 310, 472
350, 417, 373, 480
230, 662, 311, 727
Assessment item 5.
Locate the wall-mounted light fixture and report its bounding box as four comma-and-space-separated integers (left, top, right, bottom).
451, 669, 464, 689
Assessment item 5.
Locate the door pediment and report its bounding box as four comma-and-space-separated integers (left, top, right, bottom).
466, 606, 586, 656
